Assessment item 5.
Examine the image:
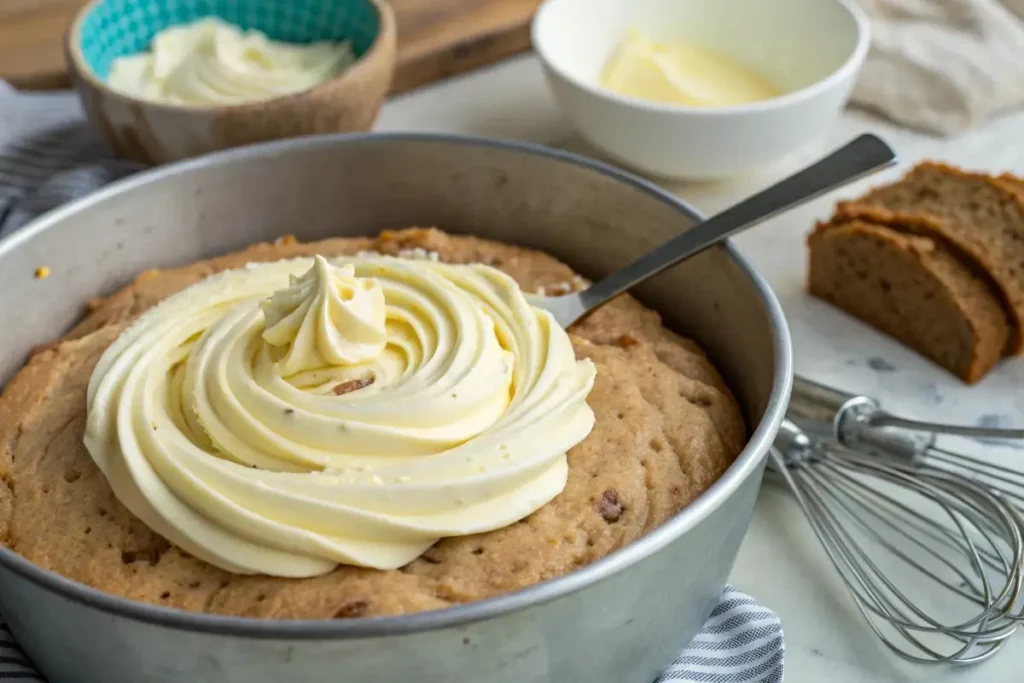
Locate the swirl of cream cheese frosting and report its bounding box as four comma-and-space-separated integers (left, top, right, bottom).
261, 259, 387, 375
106, 17, 355, 107
84, 255, 597, 576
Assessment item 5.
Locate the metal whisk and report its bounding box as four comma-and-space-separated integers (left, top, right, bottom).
769, 376, 1024, 665
789, 375, 1024, 528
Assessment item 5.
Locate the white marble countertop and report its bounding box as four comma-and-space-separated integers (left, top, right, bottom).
375, 55, 1024, 682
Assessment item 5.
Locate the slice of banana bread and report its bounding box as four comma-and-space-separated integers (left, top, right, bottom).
998, 172, 1024, 197
834, 162, 1024, 354
808, 220, 1009, 383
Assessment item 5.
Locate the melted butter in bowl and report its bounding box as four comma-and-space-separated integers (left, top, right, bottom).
600, 30, 780, 108
532, 0, 870, 179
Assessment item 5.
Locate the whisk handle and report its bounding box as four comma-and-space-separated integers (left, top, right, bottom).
772, 419, 817, 465
790, 375, 866, 424
789, 376, 934, 461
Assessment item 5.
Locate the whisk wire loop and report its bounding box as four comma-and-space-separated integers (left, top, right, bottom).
771, 449, 1011, 663
809, 460, 1003, 613
771, 394, 1024, 666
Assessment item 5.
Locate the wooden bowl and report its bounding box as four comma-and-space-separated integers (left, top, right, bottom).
65, 0, 397, 165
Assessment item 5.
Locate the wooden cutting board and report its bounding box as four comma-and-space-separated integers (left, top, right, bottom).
0, 0, 543, 92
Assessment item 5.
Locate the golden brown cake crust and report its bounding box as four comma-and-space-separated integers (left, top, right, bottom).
0, 228, 745, 620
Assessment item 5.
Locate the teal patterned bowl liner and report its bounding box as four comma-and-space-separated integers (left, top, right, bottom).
78, 0, 381, 81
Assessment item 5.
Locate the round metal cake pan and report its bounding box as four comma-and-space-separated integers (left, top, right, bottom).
0, 133, 792, 683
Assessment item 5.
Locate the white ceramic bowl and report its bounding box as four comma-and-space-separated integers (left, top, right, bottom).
532, 0, 870, 180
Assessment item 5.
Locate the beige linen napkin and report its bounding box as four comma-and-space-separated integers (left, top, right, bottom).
854, 0, 1024, 134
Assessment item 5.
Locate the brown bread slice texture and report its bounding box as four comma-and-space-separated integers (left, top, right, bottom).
998, 173, 1024, 197
807, 220, 1009, 383
833, 162, 1024, 354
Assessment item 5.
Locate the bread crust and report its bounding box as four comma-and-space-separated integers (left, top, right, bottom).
808, 219, 1008, 383
833, 161, 1024, 355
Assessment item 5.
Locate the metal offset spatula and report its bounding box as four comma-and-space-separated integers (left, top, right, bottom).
531, 133, 896, 327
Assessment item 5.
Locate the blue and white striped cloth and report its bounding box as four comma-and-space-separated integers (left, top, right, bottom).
0, 80, 784, 683
0, 81, 139, 236
660, 587, 785, 682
